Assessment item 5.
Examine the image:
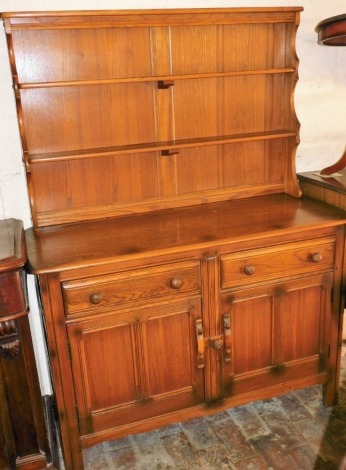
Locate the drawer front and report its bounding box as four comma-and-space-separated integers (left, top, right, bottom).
221, 238, 335, 289
62, 261, 200, 314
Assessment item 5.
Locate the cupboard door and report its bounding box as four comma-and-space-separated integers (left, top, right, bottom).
220, 273, 333, 398
67, 299, 204, 435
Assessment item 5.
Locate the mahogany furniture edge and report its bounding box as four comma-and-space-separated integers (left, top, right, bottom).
0, 219, 51, 469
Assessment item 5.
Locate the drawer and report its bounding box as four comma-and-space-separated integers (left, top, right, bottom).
62, 260, 200, 315
221, 238, 335, 289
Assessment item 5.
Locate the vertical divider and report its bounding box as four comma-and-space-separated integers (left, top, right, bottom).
201, 255, 222, 402
151, 26, 177, 197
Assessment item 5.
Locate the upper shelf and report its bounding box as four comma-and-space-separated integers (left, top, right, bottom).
18, 68, 296, 90
28, 131, 298, 164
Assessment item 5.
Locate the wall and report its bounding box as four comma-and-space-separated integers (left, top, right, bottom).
0, 0, 345, 393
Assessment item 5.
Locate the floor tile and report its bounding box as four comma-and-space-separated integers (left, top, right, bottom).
75, 343, 346, 469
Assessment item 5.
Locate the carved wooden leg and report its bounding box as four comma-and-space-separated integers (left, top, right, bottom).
320, 146, 346, 175
0, 316, 51, 469
0, 320, 21, 359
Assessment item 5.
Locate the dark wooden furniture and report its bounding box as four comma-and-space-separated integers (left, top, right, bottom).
0, 219, 50, 470
315, 14, 346, 176
298, 169, 346, 333
1, 8, 345, 469
315, 13, 346, 46
319, 149, 346, 177
299, 169, 346, 212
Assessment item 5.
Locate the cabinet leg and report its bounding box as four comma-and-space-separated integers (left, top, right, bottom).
322, 378, 338, 407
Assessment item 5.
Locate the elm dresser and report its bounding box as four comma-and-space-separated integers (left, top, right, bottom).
1, 8, 345, 469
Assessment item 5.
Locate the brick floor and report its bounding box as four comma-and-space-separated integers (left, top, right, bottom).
79, 344, 346, 470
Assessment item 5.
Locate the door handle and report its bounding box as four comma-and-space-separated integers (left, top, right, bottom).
223, 314, 231, 363
195, 319, 205, 369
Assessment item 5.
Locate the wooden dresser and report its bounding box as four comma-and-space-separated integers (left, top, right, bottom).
1, 8, 345, 469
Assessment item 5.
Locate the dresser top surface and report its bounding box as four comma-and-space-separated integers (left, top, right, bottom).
25, 195, 345, 275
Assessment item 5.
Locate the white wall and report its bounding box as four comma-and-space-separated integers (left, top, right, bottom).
0, 0, 345, 393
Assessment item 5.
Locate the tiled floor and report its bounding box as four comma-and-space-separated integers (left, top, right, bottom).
76, 344, 346, 470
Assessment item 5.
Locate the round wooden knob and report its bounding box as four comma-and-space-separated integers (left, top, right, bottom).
244, 265, 256, 276
212, 339, 224, 350
311, 253, 322, 263
170, 278, 183, 289
89, 293, 102, 304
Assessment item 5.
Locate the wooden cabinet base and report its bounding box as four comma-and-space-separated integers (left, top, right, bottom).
32, 197, 345, 470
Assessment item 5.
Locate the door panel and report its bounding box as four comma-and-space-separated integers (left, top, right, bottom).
276, 283, 326, 364
79, 322, 138, 411
231, 295, 273, 375
145, 311, 194, 396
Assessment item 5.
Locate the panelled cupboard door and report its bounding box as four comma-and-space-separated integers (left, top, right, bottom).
67, 299, 204, 436
220, 273, 333, 398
